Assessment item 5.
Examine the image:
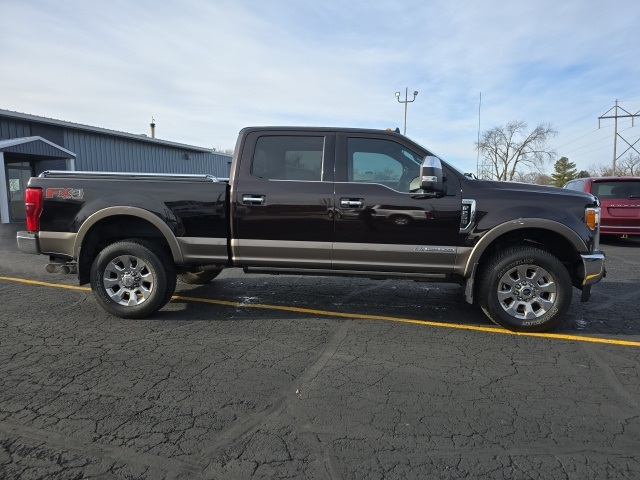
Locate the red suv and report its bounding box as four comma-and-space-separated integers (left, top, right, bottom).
564, 177, 640, 237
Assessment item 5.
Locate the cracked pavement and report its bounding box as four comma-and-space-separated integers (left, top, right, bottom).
1, 229, 639, 479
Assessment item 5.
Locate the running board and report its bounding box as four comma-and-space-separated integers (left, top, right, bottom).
242, 266, 451, 282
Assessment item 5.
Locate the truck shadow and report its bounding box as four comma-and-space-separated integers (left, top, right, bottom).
152, 276, 640, 338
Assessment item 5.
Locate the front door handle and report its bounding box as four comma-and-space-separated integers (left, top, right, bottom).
242, 195, 266, 205
340, 198, 364, 208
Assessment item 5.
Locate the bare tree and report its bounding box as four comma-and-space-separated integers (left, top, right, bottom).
588, 163, 613, 177
513, 170, 553, 185
589, 153, 640, 177
476, 121, 558, 181
212, 146, 234, 155
617, 153, 640, 176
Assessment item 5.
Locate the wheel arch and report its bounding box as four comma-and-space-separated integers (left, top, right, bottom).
460, 219, 588, 278
75, 207, 183, 284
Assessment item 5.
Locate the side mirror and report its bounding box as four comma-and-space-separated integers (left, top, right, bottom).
420, 156, 445, 194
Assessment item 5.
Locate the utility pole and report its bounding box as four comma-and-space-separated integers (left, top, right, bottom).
598, 100, 640, 175
395, 87, 418, 135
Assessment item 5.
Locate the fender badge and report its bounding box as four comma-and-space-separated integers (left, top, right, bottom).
45, 187, 84, 200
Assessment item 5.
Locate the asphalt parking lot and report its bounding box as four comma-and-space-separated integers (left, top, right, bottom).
1, 225, 639, 479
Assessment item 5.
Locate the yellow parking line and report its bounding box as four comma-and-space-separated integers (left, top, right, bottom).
172, 295, 640, 347
2, 275, 639, 347
0, 276, 91, 291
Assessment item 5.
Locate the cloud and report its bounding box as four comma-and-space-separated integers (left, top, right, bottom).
1, 0, 639, 173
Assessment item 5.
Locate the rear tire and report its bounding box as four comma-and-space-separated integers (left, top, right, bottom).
90, 240, 176, 319
478, 246, 572, 332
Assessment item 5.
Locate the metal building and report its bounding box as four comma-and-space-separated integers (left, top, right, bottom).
0, 109, 232, 223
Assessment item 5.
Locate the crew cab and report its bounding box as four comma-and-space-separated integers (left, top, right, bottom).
17, 127, 605, 332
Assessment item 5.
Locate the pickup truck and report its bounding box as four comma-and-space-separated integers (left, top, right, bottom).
17, 126, 605, 332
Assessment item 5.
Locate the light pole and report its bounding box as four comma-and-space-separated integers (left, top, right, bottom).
395, 87, 418, 135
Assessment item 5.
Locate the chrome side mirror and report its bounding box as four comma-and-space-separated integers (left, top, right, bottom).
420, 156, 444, 194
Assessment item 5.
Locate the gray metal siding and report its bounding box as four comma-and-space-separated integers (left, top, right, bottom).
35, 159, 67, 175
0, 118, 31, 139
63, 130, 230, 177
1, 113, 231, 178
31, 123, 65, 145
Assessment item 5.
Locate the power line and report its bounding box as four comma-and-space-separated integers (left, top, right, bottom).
561, 136, 612, 155
552, 118, 635, 151
553, 128, 604, 151
561, 124, 638, 156
571, 136, 640, 163
569, 143, 621, 159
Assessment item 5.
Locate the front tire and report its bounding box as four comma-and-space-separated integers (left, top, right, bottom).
90, 240, 176, 319
478, 246, 572, 332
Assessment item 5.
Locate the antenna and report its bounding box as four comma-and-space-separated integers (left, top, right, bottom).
476, 92, 482, 178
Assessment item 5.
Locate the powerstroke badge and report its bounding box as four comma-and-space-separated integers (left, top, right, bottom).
45, 187, 84, 200
414, 246, 456, 253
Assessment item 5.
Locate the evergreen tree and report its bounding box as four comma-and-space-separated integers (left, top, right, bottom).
551, 157, 578, 186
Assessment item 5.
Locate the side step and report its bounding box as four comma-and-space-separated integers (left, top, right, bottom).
243, 266, 450, 282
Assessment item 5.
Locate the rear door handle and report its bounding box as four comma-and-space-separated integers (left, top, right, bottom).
340, 198, 364, 208
242, 195, 266, 205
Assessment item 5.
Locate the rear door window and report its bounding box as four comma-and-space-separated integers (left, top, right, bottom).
251, 136, 325, 181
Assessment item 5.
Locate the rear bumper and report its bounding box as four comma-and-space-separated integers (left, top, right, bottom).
581, 251, 606, 286
16, 231, 40, 255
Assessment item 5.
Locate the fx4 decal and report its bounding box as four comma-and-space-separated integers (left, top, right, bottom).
45, 187, 84, 200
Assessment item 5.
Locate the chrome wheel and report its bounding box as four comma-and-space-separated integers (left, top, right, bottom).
91, 240, 176, 319
103, 254, 154, 306
478, 246, 572, 332
496, 264, 557, 320
391, 215, 411, 226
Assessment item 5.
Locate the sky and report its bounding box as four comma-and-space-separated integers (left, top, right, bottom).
1, 0, 639, 175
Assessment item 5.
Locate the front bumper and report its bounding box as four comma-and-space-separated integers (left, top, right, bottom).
17, 231, 40, 255
581, 251, 606, 286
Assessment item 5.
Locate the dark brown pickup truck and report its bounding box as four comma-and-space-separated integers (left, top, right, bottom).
17, 127, 605, 332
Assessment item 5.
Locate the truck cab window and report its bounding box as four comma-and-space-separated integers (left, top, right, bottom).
251, 136, 324, 181
347, 137, 421, 192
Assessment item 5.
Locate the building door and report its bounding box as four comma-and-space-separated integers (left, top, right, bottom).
6, 162, 33, 222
